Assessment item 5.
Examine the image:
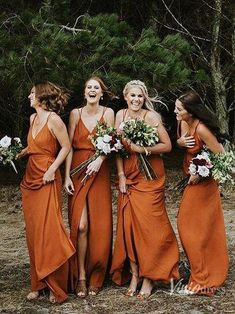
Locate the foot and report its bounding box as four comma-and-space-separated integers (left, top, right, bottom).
137, 278, 153, 300
125, 273, 139, 297
26, 291, 39, 301
76, 279, 87, 298
88, 286, 100, 296
49, 291, 57, 303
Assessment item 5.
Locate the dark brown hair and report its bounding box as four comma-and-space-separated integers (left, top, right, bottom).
34, 81, 70, 114
178, 91, 227, 143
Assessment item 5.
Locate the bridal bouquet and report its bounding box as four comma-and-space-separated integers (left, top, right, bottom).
176, 146, 235, 191
70, 122, 124, 182
118, 119, 159, 180
0, 135, 22, 173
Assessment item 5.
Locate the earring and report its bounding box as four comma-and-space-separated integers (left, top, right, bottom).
101, 96, 103, 100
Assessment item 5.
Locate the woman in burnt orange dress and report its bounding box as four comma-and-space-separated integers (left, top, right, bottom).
175, 91, 229, 295
110, 80, 179, 299
64, 77, 114, 297
19, 82, 75, 303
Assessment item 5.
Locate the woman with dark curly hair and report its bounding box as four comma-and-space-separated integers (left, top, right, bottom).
19, 81, 75, 303
175, 91, 229, 296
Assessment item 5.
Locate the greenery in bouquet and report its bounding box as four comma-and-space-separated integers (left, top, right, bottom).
119, 119, 159, 180
0, 136, 23, 173
70, 122, 125, 180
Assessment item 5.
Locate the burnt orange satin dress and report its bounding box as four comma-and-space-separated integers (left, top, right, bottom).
111, 115, 179, 285
20, 114, 75, 303
177, 121, 229, 294
68, 108, 112, 292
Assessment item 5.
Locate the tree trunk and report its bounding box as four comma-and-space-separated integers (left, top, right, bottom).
210, 0, 228, 134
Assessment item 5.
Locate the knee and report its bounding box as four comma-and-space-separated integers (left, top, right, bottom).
79, 223, 88, 234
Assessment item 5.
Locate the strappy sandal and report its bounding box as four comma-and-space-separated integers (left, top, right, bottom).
88, 286, 100, 296
26, 291, 39, 301
76, 280, 87, 298
136, 291, 152, 300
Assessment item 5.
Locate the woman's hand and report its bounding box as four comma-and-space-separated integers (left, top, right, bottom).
64, 176, 75, 195
188, 174, 200, 185
129, 142, 144, 154
15, 147, 28, 159
177, 132, 195, 148
119, 174, 127, 193
86, 156, 103, 176
43, 167, 56, 185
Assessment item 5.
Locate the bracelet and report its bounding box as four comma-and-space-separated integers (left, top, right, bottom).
118, 172, 125, 178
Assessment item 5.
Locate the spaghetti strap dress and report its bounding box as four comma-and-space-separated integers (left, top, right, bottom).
21, 113, 75, 303
111, 110, 179, 285
177, 120, 229, 294
68, 107, 112, 291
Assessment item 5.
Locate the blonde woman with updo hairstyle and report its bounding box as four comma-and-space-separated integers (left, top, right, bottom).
64, 77, 114, 298
19, 81, 75, 303
111, 80, 179, 299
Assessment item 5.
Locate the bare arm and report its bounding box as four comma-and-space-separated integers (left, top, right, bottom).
197, 124, 224, 153
43, 114, 71, 184
115, 110, 127, 193
64, 109, 79, 194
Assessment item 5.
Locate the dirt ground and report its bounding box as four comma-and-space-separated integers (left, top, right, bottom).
0, 168, 234, 314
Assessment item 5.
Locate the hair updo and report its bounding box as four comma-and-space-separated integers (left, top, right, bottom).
34, 81, 70, 114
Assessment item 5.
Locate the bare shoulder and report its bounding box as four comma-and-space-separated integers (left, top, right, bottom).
29, 113, 36, 124
103, 107, 114, 117
116, 109, 125, 119
70, 108, 80, 119
197, 122, 212, 136
145, 110, 162, 126
48, 113, 65, 128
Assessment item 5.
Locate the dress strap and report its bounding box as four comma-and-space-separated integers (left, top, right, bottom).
101, 106, 107, 118
123, 109, 128, 121
46, 112, 53, 123
143, 110, 148, 121
31, 114, 37, 127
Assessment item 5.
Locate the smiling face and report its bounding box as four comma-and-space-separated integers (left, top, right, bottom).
84, 79, 103, 104
28, 87, 38, 108
174, 99, 192, 122
124, 87, 145, 112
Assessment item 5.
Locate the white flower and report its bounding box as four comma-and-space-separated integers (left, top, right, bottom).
0, 136, 12, 148
13, 137, 21, 143
102, 143, 111, 155
103, 134, 112, 143
198, 165, 210, 177
196, 154, 204, 160
96, 137, 105, 150
189, 163, 197, 175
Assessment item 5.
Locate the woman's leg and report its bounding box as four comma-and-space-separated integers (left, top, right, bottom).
76, 201, 88, 297
137, 278, 153, 299
126, 260, 139, 296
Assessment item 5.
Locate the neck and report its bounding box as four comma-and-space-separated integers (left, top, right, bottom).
85, 102, 100, 114
128, 108, 145, 118
35, 106, 49, 120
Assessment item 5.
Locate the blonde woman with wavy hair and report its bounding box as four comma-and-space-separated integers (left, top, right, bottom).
111, 80, 179, 299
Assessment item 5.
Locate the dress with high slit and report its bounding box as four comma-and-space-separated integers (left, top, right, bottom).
68, 107, 112, 291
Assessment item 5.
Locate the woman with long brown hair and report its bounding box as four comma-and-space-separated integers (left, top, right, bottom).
175, 91, 229, 295
64, 76, 114, 297
19, 81, 75, 303
111, 80, 179, 299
